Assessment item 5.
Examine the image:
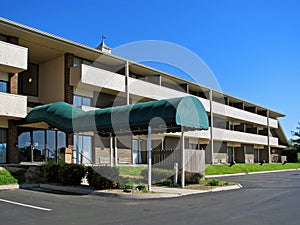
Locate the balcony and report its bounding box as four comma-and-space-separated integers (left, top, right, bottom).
70, 64, 125, 92
0, 92, 27, 118
212, 101, 278, 128
213, 128, 278, 146
70, 64, 210, 111
0, 41, 28, 73
128, 77, 210, 111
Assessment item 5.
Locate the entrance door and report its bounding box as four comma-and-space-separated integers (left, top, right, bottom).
74, 135, 92, 164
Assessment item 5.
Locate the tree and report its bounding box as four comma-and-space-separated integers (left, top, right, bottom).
283, 123, 300, 162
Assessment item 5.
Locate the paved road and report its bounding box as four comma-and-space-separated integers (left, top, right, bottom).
0, 171, 299, 225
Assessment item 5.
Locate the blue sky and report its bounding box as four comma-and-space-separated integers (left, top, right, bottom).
1, 0, 299, 139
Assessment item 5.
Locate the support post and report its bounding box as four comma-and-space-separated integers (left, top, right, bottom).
209, 89, 214, 164
110, 134, 113, 167
181, 127, 185, 188
114, 137, 118, 166
267, 110, 271, 163
147, 126, 152, 192
75, 133, 79, 164
125, 61, 130, 105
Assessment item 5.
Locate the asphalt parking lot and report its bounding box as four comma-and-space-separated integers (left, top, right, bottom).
0, 170, 299, 225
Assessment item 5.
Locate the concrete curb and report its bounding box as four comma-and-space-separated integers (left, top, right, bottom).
0, 184, 19, 190
23, 183, 242, 199
206, 168, 299, 178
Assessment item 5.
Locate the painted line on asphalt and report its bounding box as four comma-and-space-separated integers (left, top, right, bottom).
0, 198, 52, 211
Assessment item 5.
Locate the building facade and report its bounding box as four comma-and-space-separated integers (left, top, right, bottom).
0, 18, 288, 166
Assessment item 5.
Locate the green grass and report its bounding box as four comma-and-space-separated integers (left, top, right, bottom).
117, 165, 148, 176
205, 163, 300, 175
0, 168, 18, 185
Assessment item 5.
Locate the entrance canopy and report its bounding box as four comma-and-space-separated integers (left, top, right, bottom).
25, 96, 209, 135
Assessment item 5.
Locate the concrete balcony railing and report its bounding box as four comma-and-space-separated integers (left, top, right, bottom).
0, 92, 27, 118
128, 77, 210, 111
70, 64, 125, 92
0, 41, 28, 73
212, 101, 278, 128
70, 64, 210, 111
213, 128, 278, 146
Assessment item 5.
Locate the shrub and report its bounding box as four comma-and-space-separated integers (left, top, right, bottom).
58, 164, 86, 186
158, 178, 173, 187
87, 166, 119, 190
209, 179, 220, 186
42, 162, 64, 183
136, 183, 147, 191
0, 168, 18, 185
177, 171, 203, 185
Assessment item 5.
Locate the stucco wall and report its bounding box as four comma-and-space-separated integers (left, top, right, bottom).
39, 55, 64, 104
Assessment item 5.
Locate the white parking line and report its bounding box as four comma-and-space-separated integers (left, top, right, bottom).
0, 198, 52, 211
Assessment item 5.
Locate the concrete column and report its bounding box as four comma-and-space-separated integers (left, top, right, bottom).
267, 110, 271, 163
125, 61, 130, 105
209, 89, 214, 164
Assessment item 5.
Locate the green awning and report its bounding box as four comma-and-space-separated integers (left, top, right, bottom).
25, 96, 209, 135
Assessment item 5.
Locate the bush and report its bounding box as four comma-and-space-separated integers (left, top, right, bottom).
209, 179, 220, 186
158, 178, 173, 187
42, 162, 64, 183
141, 168, 174, 183
136, 183, 147, 191
58, 164, 86, 186
87, 166, 119, 190
177, 171, 203, 185
0, 168, 18, 185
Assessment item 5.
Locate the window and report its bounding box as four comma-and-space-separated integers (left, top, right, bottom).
18, 63, 39, 96
18, 130, 66, 162
73, 95, 92, 107
0, 129, 7, 163
0, 34, 8, 42
73, 57, 92, 67
0, 80, 8, 93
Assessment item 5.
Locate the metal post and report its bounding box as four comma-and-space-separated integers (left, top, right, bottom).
181, 127, 185, 188
114, 137, 118, 166
110, 134, 113, 167
174, 162, 178, 187
147, 126, 152, 192
75, 133, 79, 164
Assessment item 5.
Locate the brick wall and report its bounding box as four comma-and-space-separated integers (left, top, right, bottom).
7, 120, 20, 163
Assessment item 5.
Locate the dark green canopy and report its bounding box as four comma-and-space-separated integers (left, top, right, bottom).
25, 96, 209, 135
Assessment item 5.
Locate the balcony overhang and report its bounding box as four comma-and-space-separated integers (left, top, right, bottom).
0, 41, 28, 73
0, 93, 27, 119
